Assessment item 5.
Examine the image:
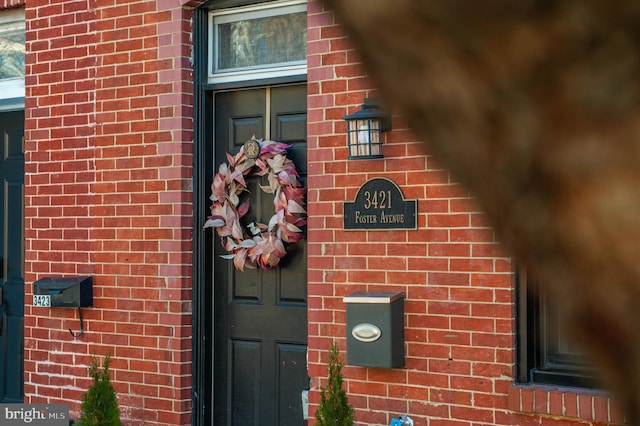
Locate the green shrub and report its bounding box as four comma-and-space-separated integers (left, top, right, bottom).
315, 342, 355, 426
78, 353, 123, 426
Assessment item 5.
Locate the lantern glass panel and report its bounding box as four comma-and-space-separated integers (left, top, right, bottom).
347, 118, 384, 158
369, 119, 381, 156
348, 120, 361, 157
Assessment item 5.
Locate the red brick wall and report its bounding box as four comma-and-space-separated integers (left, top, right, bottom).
14, 0, 624, 424
23, 1, 195, 424
306, 2, 621, 425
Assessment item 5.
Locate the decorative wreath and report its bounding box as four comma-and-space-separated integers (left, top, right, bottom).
204, 138, 307, 271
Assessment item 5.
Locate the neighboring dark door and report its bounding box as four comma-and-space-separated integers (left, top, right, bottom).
0, 110, 24, 402
212, 84, 308, 426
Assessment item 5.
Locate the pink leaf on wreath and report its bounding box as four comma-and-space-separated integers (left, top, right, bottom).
254, 158, 268, 174
249, 234, 286, 270
218, 162, 228, 177
231, 218, 244, 241
283, 186, 305, 205
203, 217, 225, 229
286, 222, 303, 233
276, 190, 288, 210
287, 200, 306, 215
239, 239, 257, 248
217, 226, 232, 238
230, 169, 246, 187
237, 199, 250, 217
211, 174, 226, 202
228, 192, 239, 208
226, 181, 234, 197
234, 248, 248, 271
267, 154, 287, 173
278, 171, 297, 187
269, 191, 280, 212
281, 223, 304, 243
214, 214, 232, 237
210, 202, 224, 216
224, 203, 237, 223
224, 237, 237, 252
272, 175, 282, 192
259, 140, 288, 155
275, 141, 290, 151
242, 159, 256, 174
274, 224, 286, 242
267, 213, 279, 232
288, 215, 307, 227
259, 184, 275, 195
226, 152, 236, 168
270, 236, 286, 258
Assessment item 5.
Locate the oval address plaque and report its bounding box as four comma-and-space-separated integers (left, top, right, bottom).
351, 323, 382, 342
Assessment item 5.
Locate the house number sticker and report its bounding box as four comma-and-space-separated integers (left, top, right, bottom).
344, 177, 417, 230
33, 294, 51, 307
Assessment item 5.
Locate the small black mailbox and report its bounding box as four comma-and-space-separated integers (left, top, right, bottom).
33, 276, 93, 308
343, 291, 404, 368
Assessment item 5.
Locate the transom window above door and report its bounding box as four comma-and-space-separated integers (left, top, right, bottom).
0, 7, 25, 108
208, 0, 307, 84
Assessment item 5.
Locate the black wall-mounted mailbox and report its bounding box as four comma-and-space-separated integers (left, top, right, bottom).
343, 291, 404, 368
33, 276, 93, 308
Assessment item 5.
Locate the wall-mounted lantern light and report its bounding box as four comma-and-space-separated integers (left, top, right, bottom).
343, 98, 392, 159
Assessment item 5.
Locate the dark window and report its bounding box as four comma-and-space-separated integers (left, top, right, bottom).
516, 269, 602, 388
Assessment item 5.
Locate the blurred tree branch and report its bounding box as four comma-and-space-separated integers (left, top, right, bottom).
323, 0, 640, 422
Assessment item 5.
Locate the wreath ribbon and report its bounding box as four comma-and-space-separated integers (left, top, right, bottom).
204, 138, 307, 271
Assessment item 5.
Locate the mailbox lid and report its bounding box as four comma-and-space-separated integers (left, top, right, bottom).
34, 276, 92, 292
343, 291, 403, 304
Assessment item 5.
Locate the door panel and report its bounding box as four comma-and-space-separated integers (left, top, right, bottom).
213, 85, 307, 426
0, 110, 24, 403
271, 85, 307, 177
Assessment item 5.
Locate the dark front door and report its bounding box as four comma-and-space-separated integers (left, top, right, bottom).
212, 84, 308, 426
0, 110, 24, 402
